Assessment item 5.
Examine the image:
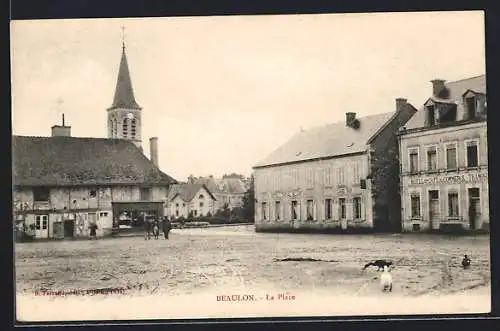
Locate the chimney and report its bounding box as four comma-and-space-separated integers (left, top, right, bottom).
346, 112, 356, 126
51, 113, 71, 137
149, 137, 159, 167
431, 79, 446, 97
396, 98, 407, 112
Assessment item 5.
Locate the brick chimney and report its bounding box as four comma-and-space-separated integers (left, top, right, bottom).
431, 79, 446, 97
346, 112, 356, 126
51, 113, 71, 137
149, 137, 159, 167
396, 98, 407, 112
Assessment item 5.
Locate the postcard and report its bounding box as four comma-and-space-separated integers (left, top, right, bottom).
11, 11, 490, 323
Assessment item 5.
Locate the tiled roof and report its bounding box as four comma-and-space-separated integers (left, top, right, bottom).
253, 111, 398, 168
404, 74, 486, 130
194, 177, 247, 194
12, 136, 177, 187
167, 183, 216, 202
108, 46, 141, 110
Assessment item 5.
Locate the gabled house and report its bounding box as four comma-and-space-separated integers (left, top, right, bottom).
193, 176, 247, 211
398, 75, 488, 232
12, 130, 177, 239
165, 183, 217, 219
252, 98, 417, 233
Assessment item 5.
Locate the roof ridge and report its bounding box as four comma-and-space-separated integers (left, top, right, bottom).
446, 74, 486, 85
302, 111, 394, 133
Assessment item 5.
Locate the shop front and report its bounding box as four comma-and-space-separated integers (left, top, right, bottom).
402, 170, 489, 232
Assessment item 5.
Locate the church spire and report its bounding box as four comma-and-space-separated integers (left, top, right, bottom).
108, 28, 141, 110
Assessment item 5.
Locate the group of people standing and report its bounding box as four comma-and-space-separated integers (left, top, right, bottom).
144, 216, 172, 240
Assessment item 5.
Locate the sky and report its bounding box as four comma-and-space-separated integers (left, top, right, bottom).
10, 11, 486, 182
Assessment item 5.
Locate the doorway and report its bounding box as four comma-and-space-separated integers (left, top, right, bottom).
35, 215, 49, 238
468, 188, 480, 230
64, 220, 75, 237
428, 190, 440, 229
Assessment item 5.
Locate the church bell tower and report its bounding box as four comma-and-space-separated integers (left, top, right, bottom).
107, 28, 142, 150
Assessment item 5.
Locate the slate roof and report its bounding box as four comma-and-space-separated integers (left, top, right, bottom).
108, 46, 142, 110
167, 183, 216, 202
404, 74, 486, 130
194, 177, 247, 195
253, 111, 399, 168
12, 136, 177, 187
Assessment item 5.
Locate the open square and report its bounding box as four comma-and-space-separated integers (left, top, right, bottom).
15, 226, 491, 320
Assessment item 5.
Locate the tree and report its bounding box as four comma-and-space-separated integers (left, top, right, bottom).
242, 175, 255, 223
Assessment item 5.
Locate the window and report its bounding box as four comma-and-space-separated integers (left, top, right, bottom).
410, 194, 420, 218
291, 201, 298, 220
427, 105, 436, 126
352, 163, 360, 184
131, 119, 137, 139
326, 166, 333, 186
89, 190, 97, 198
426, 146, 437, 171
306, 200, 314, 220
176, 210, 179, 217
122, 118, 128, 137
194, 210, 198, 216
199, 194, 204, 199
466, 96, 476, 119
305, 168, 314, 188
466, 141, 478, 168
99, 212, 108, 217
140, 187, 151, 201
262, 202, 268, 221
33, 187, 50, 202
445, 144, 457, 170
339, 198, 346, 219
353, 197, 361, 219
176, 203, 179, 207
275, 201, 281, 220
409, 148, 419, 174
448, 191, 459, 217
325, 199, 332, 219
199, 202, 204, 208
113, 119, 118, 137
35, 215, 48, 230
339, 167, 345, 185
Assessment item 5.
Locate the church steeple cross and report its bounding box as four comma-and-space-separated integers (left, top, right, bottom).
121, 26, 125, 50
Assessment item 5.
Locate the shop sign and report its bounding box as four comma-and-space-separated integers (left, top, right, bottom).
409, 173, 488, 185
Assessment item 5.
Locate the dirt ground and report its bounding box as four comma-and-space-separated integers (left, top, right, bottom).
15, 225, 491, 298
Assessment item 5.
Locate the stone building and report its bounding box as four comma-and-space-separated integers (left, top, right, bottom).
252, 99, 417, 232
12, 131, 176, 239
398, 75, 488, 232
12, 38, 177, 239
193, 176, 247, 211
165, 183, 217, 219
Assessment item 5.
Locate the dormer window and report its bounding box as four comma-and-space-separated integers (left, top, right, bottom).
466, 96, 476, 120
427, 105, 436, 126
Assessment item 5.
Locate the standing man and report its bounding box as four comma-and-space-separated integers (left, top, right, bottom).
144, 216, 152, 240
162, 216, 172, 240
89, 222, 98, 240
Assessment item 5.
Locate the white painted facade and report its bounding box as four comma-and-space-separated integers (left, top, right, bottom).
399, 121, 489, 232
254, 153, 374, 231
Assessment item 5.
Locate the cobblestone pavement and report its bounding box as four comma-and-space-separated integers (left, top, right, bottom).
15, 226, 491, 298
